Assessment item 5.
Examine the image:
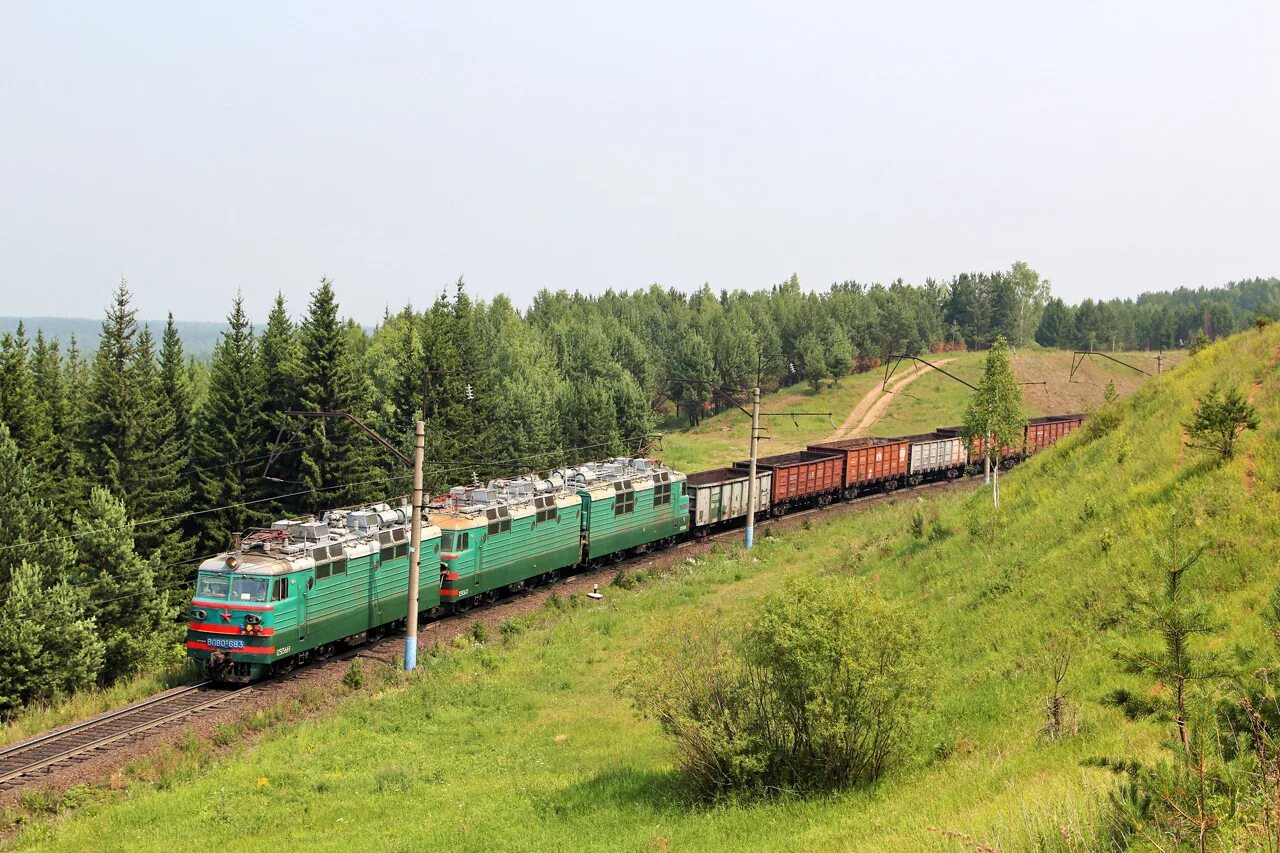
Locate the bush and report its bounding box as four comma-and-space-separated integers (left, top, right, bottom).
342, 659, 365, 690
624, 576, 933, 800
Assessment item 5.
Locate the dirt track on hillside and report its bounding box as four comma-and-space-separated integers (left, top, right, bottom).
831, 359, 955, 439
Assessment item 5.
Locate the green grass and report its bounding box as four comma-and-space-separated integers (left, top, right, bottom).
14, 329, 1274, 850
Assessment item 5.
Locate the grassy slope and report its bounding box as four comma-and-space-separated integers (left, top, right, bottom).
21, 337, 1259, 852
659, 348, 1183, 471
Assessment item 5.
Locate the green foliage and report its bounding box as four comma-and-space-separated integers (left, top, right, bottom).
1188, 328, 1210, 355
342, 659, 365, 690
296, 278, 380, 508
73, 488, 177, 683
626, 576, 933, 800
191, 295, 267, 552
1182, 383, 1260, 460
797, 331, 828, 391
0, 561, 104, 718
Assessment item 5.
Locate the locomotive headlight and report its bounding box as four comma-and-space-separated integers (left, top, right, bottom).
192, 609, 207, 621
245, 614, 262, 626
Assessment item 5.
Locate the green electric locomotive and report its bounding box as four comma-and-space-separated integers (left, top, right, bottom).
190, 458, 689, 682
187, 501, 441, 683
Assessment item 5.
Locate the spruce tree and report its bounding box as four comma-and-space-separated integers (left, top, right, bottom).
131, 327, 193, 562
31, 331, 83, 511
192, 295, 268, 550
61, 333, 92, 503
257, 293, 304, 506
0, 560, 104, 717
72, 487, 175, 684
451, 279, 497, 477
0, 423, 72, 585
297, 279, 380, 508
86, 280, 148, 513
420, 291, 468, 493
0, 323, 54, 502
160, 314, 196, 462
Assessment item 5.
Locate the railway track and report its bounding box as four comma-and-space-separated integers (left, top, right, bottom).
0, 475, 974, 794
0, 682, 246, 791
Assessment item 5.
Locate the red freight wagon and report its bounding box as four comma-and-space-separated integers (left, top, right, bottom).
806, 436, 910, 496
1025, 414, 1084, 454
733, 450, 844, 513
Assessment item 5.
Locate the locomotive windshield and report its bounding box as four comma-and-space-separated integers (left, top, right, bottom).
196, 574, 230, 599
230, 576, 270, 602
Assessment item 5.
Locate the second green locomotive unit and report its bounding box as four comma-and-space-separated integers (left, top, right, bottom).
189, 458, 689, 682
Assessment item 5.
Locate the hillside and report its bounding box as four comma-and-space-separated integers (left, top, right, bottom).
8, 333, 1266, 850
658, 347, 1181, 472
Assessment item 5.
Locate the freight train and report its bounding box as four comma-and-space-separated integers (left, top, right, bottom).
187, 414, 1083, 683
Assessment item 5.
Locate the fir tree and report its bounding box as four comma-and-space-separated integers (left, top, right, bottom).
160, 314, 196, 461
72, 487, 176, 684
0, 323, 54, 503
258, 292, 304, 504
0, 423, 72, 585
0, 560, 104, 717
297, 279, 380, 508
192, 294, 268, 550
86, 280, 148, 511
452, 279, 497, 476
420, 291, 468, 493
130, 327, 193, 561
61, 333, 92, 502
30, 331, 83, 510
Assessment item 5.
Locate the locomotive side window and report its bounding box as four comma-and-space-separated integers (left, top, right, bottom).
316, 563, 331, 580
197, 575, 230, 599
273, 578, 289, 600
231, 576, 269, 602
486, 518, 512, 536
535, 507, 559, 524
614, 492, 635, 515
653, 483, 671, 506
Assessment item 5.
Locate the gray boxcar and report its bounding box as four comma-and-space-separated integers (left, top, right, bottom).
686, 467, 773, 531
903, 432, 968, 484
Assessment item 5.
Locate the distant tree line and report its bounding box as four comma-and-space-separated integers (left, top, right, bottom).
1033, 277, 1280, 351
0, 265, 1276, 713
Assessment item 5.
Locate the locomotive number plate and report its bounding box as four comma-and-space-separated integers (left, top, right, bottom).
207, 637, 245, 650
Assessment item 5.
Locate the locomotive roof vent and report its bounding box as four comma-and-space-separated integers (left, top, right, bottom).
632, 458, 652, 473
298, 522, 329, 541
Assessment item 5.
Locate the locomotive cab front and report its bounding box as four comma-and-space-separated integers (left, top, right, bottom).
187, 554, 292, 683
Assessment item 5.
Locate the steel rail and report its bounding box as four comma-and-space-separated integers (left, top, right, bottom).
0, 682, 245, 788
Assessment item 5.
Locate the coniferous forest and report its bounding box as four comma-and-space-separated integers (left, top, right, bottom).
0, 267, 1277, 714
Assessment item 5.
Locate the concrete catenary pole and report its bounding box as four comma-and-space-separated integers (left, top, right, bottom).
405, 419, 425, 671
745, 386, 761, 549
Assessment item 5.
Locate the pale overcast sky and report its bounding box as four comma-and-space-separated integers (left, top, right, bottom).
2, 2, 1277, 325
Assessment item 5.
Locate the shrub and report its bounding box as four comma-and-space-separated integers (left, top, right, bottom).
466, 621, 489, 644
342, 659, 365, 690
1183, 383, 1259, 460
909, 507, 926, 539
624, 576, 933, 800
